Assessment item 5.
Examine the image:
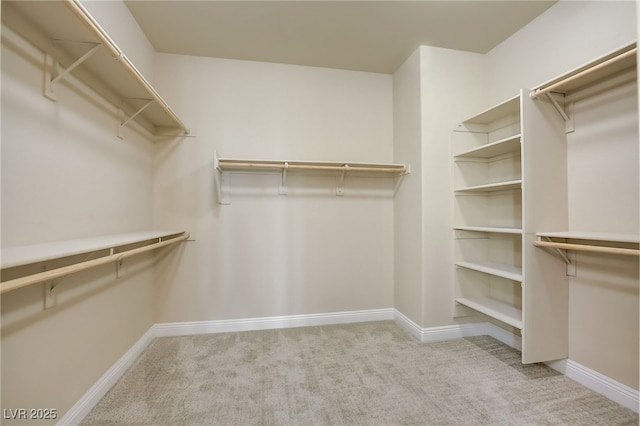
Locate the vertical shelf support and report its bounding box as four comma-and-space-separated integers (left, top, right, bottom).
336, 164, 349, 196
214, 151, 230, 205
280, 162, 289, 195
44, 43, 102, 101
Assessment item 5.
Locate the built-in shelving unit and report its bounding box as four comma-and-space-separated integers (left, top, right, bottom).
1, 231, 189, 295
453, 88, 573, 364
214, 152, 409, 204
1, 0, 189, 137
453, 41, 638, 364
452, 93, 525, 340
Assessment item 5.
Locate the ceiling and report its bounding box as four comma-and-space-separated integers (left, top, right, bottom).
125, 1, 557, 74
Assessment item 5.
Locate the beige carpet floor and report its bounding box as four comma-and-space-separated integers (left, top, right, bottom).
81, 321, 638, 425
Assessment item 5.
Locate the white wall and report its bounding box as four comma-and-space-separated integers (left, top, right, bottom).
1, 0, 159, 421
486, 0, 637, 106
152, 54, 395, 323
392, 50, 424, 325
485, 0, 638, 389
419, 46, 486, 327
82, 0, 157, 84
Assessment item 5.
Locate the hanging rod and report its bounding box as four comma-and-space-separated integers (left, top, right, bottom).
0, 232, 189, 295
530, 46, 637, 99
533, 240, 639, 257
63, 0, 189, 135
217, 160, 408, 174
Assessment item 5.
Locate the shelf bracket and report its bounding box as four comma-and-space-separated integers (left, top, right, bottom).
394, 164, 411, 194
540, 236, 572, 265
280, 162, 289, 195
44, 43, 101, 101
118, 99, 155, 139
214, 151, 230, 205
336, 164, 349, 196
44, 281, 57, 309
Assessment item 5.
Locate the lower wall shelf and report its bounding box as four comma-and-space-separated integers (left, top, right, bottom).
1, 231, 190, 294
455, 296, 523, 329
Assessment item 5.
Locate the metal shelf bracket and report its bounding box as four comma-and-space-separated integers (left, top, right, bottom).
280, 162, 289, 195
118, 99, 155, 139
336, 164, 349, 196
44, 43, 101, 101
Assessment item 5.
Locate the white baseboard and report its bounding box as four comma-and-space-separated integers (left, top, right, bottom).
546, 358, 639, 412
393, 310, 516, 346
153, 308, 395, 337
60, 308, 638, 425
392, 311, 637, 413
57, 327, 157, 425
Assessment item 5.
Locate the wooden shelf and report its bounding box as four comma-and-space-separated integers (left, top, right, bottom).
455, 261, 523, 282
454, 134, 521, 159
536, 231, 639, 244
1, 231, 188, 269
2, 0, 189, 136
535, 232, 639, 257
455, 179, 521, 193
531, 42, 636, 98
454, 226, 523, 235
455, 297, 523, 329
215, 152, 408, 204
1, 231, 189, 294
216, 157, 408, 176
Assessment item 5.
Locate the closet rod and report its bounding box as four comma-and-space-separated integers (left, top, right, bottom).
530, 47, 637, 99
533, 240, 639, 256
218, 161, 407, 174
0, 233, 189, 295
64, 0, 189, 134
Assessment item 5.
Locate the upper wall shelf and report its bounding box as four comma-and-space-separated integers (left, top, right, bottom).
462, 95, 521, 125
2, 0, 189, 137
214, 152, 409, 203
530, 42, 637, 100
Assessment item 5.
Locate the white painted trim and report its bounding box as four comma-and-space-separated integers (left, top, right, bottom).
153, 308, 395, 337
484, 322, 522, 351
546, 359, 639, 413
392, 313, 637, 412
393, 310, 514, 344
62, 309, 637, 425
57, 327, 156, 425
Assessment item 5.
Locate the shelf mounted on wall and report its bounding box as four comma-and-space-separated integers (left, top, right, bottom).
2, 0, 190, 138
214, 151, 409, 205
1, 231, 190, 308
534, 232, 640, 261
529, 42, 637, 125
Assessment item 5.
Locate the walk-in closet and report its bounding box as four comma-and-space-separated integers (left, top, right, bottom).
1, 0, 638, 423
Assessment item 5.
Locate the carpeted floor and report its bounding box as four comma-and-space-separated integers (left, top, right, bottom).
81, 321, 638, 425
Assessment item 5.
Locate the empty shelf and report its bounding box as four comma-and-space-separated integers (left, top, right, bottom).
455, 297, 523, 329
1, 231, 187, 269
531, 42, 636, 99
216, 158, 408, 175
454, 134, 521, 159
1, 231, 189, 294
454, 226, 523, 235
455, 180, 522, 193
2, 0, 189, 135
535, 232, 639, 257
455, 261, 523, 282
462, 95, 521, 125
